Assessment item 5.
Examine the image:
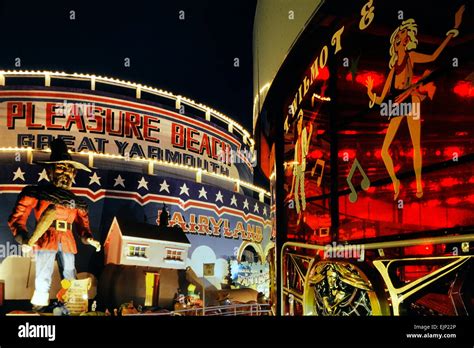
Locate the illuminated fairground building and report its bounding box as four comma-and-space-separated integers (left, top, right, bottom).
0, 70, 273, 311
253, 0, 473, 316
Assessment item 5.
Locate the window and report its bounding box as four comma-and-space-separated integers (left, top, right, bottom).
127, 244, 148, 258
165, 248, 183, 261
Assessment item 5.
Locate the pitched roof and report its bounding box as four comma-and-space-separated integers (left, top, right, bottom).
116, 216, 191, 245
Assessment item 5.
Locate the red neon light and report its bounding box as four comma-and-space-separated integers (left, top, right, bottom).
467, 194, 474, 204
307, 149, 324, 160
455, 132, 468, 137
318, 66, 330, 81
446, 197, 461, 205
345, 70, 384, 88
443, 146, 463, 157
453, 81, 474, 98
439, 177, 461, 187
366, 186, 376, 193
406, 244, 433, 255
426, 199, 441, 208
338, 149, 355, 159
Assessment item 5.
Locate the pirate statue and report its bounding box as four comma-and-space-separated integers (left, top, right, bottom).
8, 138, 101, 311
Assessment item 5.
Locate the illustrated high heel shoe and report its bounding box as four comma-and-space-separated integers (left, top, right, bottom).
393, 179, 400, 201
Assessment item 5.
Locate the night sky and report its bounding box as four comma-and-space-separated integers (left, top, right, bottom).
0, 0, 257, 131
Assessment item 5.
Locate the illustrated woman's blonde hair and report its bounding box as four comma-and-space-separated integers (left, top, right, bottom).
389, 19, 418, 69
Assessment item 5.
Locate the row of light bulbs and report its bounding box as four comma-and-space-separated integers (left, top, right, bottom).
0, 70, 255, 148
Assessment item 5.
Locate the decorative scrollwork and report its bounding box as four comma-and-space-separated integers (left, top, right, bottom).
305, 262, 379, 316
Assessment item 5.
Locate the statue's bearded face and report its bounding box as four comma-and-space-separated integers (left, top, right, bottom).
327, 270, 338, 290
48, 163, 77, 190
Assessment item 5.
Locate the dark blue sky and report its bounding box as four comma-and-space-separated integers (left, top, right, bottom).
0, 0, 256, 131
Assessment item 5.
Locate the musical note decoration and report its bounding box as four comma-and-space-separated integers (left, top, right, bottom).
319, 227, 330, 237
311, 159, 325, 187
346, 158, 370, 203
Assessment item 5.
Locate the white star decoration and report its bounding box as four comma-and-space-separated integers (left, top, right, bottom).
159, 180, 170, 193
179, 183, 190, 196
89, 172, 101, 186
37, 169, 49, 182
215, 191, 224, 203
198, 187, 208, 199
23, 165, 267, 216
13, 167, 25, 182
137, 177, 149, 190
113, 174, 125, 188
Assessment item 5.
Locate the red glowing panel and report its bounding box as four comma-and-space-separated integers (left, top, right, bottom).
409, 180, 424, 190
318, 66, 330, 81
446, 197, 461, 205
402, 266, 431, 281
426, 199, 441, 208
366, 186, 376, 193
339, 130, 357, 135
338, 149, 355, 159
455, 132, 468, 137
443, 146, 463, 157
439, 177, 461, 187
453, 81, 474, 98
345, 70, 384, 88
406, 245, 434, 255
307, 149, 324, 160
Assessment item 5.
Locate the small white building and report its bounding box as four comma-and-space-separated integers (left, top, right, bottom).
104, 208, 191, 270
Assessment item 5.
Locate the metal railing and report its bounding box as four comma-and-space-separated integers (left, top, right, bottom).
280, 234, 474, 315
123, 303, 273, 316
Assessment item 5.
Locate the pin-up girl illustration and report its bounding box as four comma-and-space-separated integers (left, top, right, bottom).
365, 5, 465, 200
290, 111, 313, 224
